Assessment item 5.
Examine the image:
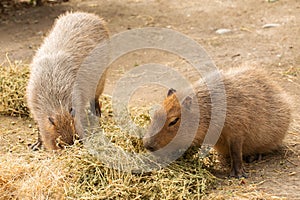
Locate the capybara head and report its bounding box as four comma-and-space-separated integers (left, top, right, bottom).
143, 88, 198, 153
40, 108, 78, 150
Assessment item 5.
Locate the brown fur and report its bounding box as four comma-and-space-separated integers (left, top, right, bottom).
27, 12, 109, 150
143, 67, 291, 177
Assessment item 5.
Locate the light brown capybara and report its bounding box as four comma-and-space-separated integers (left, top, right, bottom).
27, 11, 109, 150
143, 67, 291, 178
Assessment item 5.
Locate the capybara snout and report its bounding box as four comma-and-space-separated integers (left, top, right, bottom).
43, 111, 77, 150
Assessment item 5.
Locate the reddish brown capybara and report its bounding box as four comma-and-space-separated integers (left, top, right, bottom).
143, 67, 291, 178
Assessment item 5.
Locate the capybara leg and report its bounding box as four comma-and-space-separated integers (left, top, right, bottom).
35, 0, 42, 6
29, 133, 42, 151
90, 99, 101, 117
229, 140, 247, 178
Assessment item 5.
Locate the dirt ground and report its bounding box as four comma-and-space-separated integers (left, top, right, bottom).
0, 0, 299, 199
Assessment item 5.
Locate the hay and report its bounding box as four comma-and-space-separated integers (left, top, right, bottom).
0, 56, 30, 117
0, 60, 216, 199
0, 144, 215, 199
66, 147, 215, 199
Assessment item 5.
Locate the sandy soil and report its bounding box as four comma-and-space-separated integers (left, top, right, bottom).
0, 0, 299, 199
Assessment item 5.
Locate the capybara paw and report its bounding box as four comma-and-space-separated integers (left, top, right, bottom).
229, 169, 248, 179
94, 106, 101, 117
229, 173, 248, 179
29, 140, 42, 151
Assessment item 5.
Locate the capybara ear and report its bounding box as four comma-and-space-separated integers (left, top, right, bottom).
167, 88, 176, 96
48, 116, 55, 126
69, 107, 76, 117
182, 96, 193, 110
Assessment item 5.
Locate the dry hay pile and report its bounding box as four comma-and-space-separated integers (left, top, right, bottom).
0, 61, 216, 199
0, 144, 215, 199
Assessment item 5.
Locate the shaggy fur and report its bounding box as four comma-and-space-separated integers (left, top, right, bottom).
27, 12, 109, 150
143, 67, 291, 177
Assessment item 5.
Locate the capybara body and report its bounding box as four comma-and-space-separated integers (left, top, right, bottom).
27, 12, 109, 150
143, 67, 291, 177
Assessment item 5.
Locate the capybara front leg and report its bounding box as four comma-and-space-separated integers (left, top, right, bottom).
29, 132, 42, 151
229, 139, 247, 178
90, 99, 102, 117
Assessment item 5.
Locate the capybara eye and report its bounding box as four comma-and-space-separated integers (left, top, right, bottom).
48, 117, 55, 126
167, 88, 177, 96
168, 117, 179, 127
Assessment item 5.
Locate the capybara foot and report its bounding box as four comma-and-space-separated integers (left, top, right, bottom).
29, 140, 42, 151
229, 168, 248, 178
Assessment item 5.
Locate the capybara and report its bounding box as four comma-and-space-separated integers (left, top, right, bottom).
27, 11, 109, 150
143, 67, 291, 178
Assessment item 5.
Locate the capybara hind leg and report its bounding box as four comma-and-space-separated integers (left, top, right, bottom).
229, 140, 247, 178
